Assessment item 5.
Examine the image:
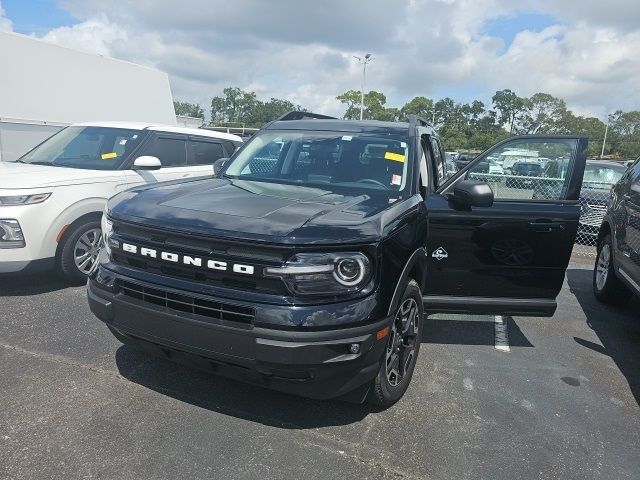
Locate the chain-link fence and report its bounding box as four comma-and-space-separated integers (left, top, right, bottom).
468, 171, 612, 257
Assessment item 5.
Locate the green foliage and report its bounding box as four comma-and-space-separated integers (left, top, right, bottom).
206, 86, 639, 158
335, 88, 639, 157
336, 90, 399, 121
173, 101, 204, 119
210, 87, 303, 128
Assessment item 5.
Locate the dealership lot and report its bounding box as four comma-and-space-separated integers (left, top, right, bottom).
1, 260, 638, 480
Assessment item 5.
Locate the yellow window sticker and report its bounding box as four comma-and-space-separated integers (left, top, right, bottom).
101, 152, 118, 160
385, 151, 405, 163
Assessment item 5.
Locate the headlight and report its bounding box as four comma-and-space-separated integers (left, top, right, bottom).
0, 219, 25, 248
0, 193, 51, 206
265, 252, 372, 295
101, 213, 115, 255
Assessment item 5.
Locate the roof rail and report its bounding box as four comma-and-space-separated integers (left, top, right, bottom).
276, 111, 337, 121
408, 114, 432, 128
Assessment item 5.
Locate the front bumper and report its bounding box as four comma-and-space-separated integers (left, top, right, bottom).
88, 276, 391, 401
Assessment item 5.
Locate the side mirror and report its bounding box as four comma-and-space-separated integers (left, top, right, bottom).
213, 157, 229, 176
133, 156, 161, 170
450, 180, 494, 208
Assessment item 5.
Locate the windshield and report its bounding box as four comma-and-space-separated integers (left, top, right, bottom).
224, 130, 411, 194
583, 163, 625, 189
19, 126, 144, 170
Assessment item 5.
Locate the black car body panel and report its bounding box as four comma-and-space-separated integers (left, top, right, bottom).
598, 158, 640, 298
89, 115, 588, 401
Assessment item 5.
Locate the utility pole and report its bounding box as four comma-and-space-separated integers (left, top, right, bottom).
600, 123, 608, 159
353, 53, 373, 120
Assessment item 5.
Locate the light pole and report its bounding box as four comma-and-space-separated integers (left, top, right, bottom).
353, 53, 373, 120
600, 123, 608, 159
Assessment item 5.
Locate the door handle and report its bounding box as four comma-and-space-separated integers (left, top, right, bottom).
528, 220, 564, 232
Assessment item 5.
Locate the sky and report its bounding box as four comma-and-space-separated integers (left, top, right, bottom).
1, 0, 639, 120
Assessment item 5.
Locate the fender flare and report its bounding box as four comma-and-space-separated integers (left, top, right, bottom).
387, 247, 427, 316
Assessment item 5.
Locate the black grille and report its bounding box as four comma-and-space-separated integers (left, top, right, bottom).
118, 280, 255, 324
110, 220, 291, 295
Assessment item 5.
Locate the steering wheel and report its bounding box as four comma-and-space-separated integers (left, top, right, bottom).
356, 178, 389, 189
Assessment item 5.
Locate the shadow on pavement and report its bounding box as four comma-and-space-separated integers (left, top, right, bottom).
423, 315, 534, 347
0, 271, 69, 296
115, 345, 371, 429
567, 268, 640, 407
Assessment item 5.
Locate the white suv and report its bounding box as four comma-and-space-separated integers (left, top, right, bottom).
0, 122, 242, 282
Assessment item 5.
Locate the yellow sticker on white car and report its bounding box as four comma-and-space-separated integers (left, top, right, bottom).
101, 152, 117, 160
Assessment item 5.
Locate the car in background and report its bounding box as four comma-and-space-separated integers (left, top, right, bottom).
505, 162, 542, 188
594, 158, 640, 304
577, 161, 627, 240
454, 154, 475, 170
0, 122, 242, 282
534, 159, 627, 241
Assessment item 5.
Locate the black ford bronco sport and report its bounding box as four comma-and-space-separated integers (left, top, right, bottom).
88, 112, 588, 407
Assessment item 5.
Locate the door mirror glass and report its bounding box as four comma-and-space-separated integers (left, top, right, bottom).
213, 157, 229, 176
133, 156, 162, 170
464, 138, 578, 200
450, 180, 494, 208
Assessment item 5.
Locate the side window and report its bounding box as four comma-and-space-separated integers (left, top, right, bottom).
221, 139, 239, 156
465, 138, 578, 200
419, 135, 431, 190
430, 137, 446, 187
143, 136, 187, 167
190, 140, 225, 165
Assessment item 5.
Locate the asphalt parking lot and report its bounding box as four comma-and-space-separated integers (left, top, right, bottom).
1, 259, 638, 480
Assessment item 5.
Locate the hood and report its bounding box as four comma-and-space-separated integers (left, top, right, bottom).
0, 161, 122, 189
108, 178, 399, 244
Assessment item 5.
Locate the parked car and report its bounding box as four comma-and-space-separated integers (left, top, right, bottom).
505, 162, 542, 188
535, 159, 626, 238
88, 111, 588, 407
0, 122, 242, 282
594, 158, 640, 304
577, 160, 627, 240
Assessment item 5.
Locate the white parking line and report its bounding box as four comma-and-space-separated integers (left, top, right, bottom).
494, 315, 510, 352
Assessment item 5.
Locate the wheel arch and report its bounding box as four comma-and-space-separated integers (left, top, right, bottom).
54, 210, 104, 260
597, 220, 612, 247
387, 247, 427, 316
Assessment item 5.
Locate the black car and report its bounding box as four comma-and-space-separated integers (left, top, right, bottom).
577, 160, 627, 239
537, 159, 627, 240
88, 112, 588, 407
505, 162, 542, 188
594, 158, 640, 304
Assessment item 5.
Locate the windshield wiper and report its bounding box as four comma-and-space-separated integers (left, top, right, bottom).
26, 161, 58, 166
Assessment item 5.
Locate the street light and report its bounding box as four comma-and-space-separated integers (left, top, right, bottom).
353, 53, 374, 120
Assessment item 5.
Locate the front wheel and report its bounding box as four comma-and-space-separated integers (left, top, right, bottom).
58, 218, 102, 284
368, 279, 423, 408
593, 234, 631, 305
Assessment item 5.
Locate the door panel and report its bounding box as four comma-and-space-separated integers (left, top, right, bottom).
424, 135, 588, 317
619, 176, 640, 290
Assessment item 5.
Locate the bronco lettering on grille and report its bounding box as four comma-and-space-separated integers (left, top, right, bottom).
119, 242, 255, 275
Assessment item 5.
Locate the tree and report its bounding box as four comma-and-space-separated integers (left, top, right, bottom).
492, 89, 530, 133
336, 90, 398, 121
399, 96, 434, 122
520, 93, 567, 134
210, 87, 303, 127
173, 101, 204, 119
210, 87, 259, 124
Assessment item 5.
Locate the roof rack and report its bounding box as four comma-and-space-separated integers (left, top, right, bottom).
408, 114, 432, 128
276, 111, 337, 121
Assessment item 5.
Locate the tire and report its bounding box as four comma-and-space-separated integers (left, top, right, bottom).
58, 217, 102, 284
593, 234, 631, 305
368, 279, 423, 408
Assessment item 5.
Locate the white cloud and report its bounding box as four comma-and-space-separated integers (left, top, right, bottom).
0, 1, 13, 32
21, 0, 640, 118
